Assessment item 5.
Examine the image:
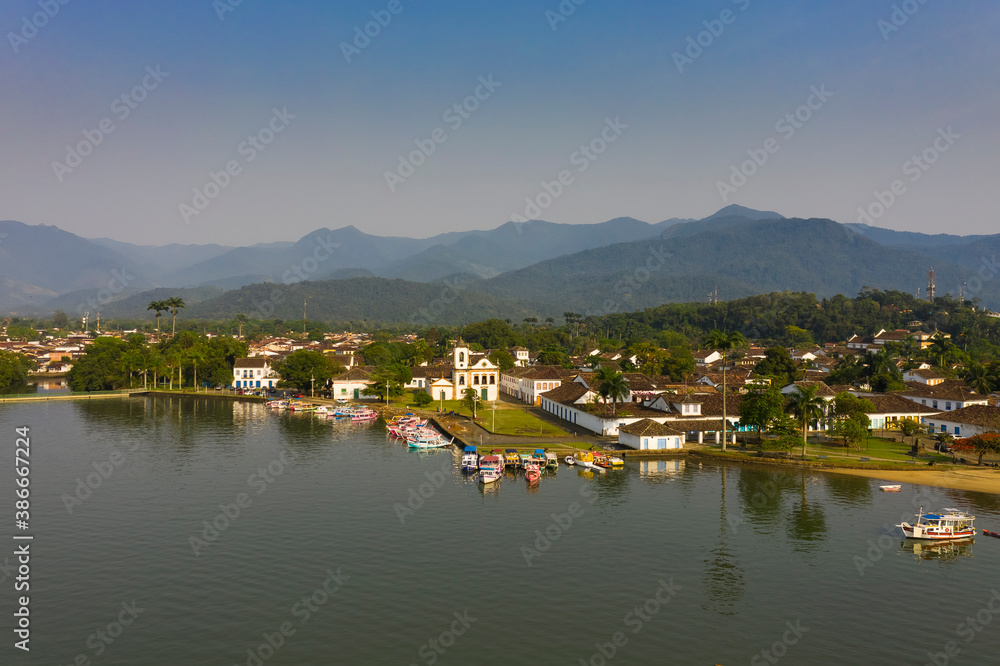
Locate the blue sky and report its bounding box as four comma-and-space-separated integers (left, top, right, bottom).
2, 0, 997, 245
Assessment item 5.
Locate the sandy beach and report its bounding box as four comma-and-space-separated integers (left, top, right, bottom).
823, 467, 1000, 494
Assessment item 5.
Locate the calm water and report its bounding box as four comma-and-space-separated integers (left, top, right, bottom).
1, 397, 999, 665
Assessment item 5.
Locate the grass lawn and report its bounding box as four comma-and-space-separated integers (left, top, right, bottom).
744, 434, 953, 463
434, 400, 568, 437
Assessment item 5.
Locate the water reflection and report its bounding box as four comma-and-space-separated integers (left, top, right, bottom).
900, 538, 975, 562
702, 466, 745, 616
735, 466, 828, 550
822, 473, 874, 506
638, 459, 685, 483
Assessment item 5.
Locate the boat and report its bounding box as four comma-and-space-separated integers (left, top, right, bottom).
607, 455, 624, 468
407, 435, 454, 449
544, 451, 559, 469
504, 450, 521, 468
525, 463, 540, 484
879, 485, 902, 492
983, 529, 1000, 539
564, 456, 575, 466
479, 455, 503, 484
531, 449, 548, 467
573, 451, 606, 473
897, 508, 976, 540
461, 446, 480, 472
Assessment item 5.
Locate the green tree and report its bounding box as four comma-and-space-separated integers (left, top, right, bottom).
275, 350, 344, 393
365, 364, 411, 401
461, 387, 481, 419
489, 349, 515, 372
67, 337, 129, 391
600, 371, 630, 416
704, 330, 748, 451
412, 390, 433, 407
738, 387, 785, 446
961, 362, 993, 395
0, 351, 35, 393
752, 347, 799, 386
786, 383, 825, 458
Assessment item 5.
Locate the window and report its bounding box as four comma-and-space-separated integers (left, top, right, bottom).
489, 376, 495, 385
946, 402, 952, 410
459, 376, 465, 385
459, 352, 465, 363
954, 426, 960, 435
657, 438, 667, 449
932, 400, 938, 409
940, 425, 946, 433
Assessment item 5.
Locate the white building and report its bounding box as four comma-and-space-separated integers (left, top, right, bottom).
425, 342, 499, 402
618, 419, 685, 450
232, 358, 280, 390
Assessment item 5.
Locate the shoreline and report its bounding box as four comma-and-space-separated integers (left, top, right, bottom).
819, 467, 1000, 495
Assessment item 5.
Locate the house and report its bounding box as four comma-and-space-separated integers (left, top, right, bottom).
329, 366, 376, 400
232, 358, 280, 390
693, 350, 723, 367
618, 419, 685, 450
499, 365, 564, 405
896, 380, 989, 412
862, 394, 941, 430
902, 369, 945, 386
508, 346, 530, 366
923, 405, 1000, 438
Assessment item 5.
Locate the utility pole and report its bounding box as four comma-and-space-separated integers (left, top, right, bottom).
310, 373, 315, 398
303, 299, 308, 336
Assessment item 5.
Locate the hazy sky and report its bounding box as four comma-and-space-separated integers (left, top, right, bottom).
2, 1, 998, 246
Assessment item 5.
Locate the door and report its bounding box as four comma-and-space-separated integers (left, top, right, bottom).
481, 388, 488, 401
354, 388, 359, 399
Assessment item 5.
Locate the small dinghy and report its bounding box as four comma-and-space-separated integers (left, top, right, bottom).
983, 529, 1000, 539
880, 485, 902, 492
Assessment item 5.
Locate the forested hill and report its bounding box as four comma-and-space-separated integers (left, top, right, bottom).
584, 290, 1000, 350
476, 217, 985, 314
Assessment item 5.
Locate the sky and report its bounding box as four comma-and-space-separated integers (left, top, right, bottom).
1, 0, 998, 246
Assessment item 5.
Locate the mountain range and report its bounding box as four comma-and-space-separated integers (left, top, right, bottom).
2, 204, 997, 325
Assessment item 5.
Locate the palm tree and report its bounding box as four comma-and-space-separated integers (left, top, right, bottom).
704, 330, 748, 451
166, 297, 186, 336
962, 362, 992, 395
602, 372, 630, 416
147, 300, 167, 335
786, 383, 825, 459
188, 348, 206, 392
927, 334, 957, 370
234, 313, 248, 339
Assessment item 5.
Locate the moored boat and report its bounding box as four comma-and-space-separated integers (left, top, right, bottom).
525, 462, 540, 484
545, 451, 559, 469
461, 446, 480, 472
982, 529, 1000, 539
880, 485, 902, 492
479, 455, 503, 484
897, 508, 976, 540
504, 450, 521, 467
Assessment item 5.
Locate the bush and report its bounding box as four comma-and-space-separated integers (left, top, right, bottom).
412, 390, 433, 407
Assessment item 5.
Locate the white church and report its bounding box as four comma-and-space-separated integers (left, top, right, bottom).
426, 341, 499, 402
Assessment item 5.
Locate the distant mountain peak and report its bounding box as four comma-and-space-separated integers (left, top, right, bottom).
702, 204, 785, 221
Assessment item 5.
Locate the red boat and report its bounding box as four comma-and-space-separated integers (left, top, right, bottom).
983, 529, 1000, 539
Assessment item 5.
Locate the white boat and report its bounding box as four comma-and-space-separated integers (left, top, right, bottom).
573, 451, 606, 473
897, 508, 976, 540
564, 456, 575, 466
879, 484, 902, 492
461, 446, 480, 472
407, 435, 454, 449
479, 455, 503, 484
